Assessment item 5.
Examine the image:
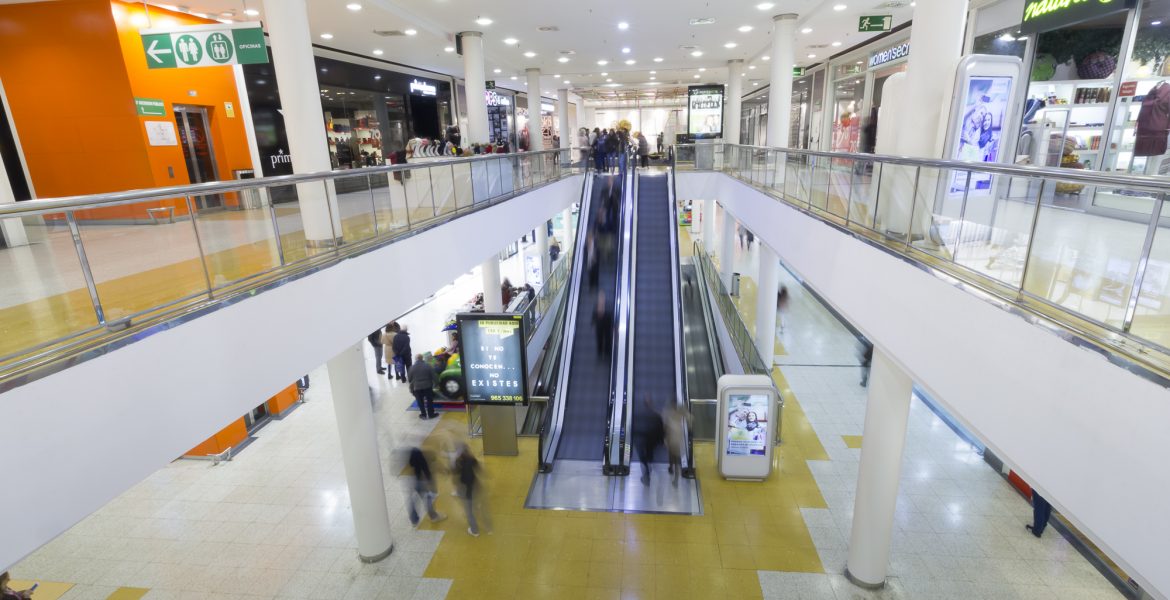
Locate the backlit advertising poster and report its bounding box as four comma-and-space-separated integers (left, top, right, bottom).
950, 75, 1013, 194
725, 393, 769, 456
688, 85, 724, 139
457, 313, 528, 405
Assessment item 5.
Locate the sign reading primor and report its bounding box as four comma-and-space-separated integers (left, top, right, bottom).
140, 23, 268, 69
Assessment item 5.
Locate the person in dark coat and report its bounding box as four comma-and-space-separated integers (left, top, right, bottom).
633, 398, 665, 485
405, 447, 445, 526
1027, 491, 1053, 538
392, 327, 413, 383
408, 353, 437, 419
368, 329, 386, 374
593, 291, 613, 357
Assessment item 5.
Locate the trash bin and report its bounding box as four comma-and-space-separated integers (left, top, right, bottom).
233, 169, 263, 209
731, 272, 741, 297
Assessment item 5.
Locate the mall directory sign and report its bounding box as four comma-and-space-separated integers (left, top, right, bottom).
1020, 0, 1135, 34
140, 23, 268, 69
457, 313, 529, 405
687, 85, 724, 140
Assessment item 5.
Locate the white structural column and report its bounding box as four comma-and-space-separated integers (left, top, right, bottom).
526, 69, 544, 152
724, 60, 745, 144
755, 242, 780, 366
326, 343, 394, 562
261, 0, 339, 243
536, 219, 549, 285
482, 255, 503, 312
704, 199, 717, 254
766, 14, 799, 149
561, 206, 574, 249
846, 349, 914, 588
895, 0, 968, 158
461, 32, 490, 145
557, 89, 571, 156
719, 203, 737, 290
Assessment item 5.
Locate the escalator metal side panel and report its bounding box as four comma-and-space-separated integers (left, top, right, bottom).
664, 168, 693, 475
540, 172, 595, 468
608, 166, 637, 471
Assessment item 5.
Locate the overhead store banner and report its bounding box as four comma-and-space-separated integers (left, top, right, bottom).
687, 85, 724, 139
457, 313, 529, 405
140, 23, 268, 69
1019, 0, 1136, 34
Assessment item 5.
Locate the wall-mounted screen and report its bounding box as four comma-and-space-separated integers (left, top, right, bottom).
456, 313, 528, 405
688, 85, 725, 139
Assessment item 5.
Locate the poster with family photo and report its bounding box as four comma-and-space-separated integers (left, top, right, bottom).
950, 76, 1013, 195
725, 394, 769, 456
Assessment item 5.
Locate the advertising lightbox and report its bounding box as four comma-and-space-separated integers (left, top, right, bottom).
456, 313, 529, 405
687, 85, 725, 139
943, 55, 1023, 198
717, 374, 779, 481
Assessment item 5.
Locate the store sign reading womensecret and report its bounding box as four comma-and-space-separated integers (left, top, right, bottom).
457, 313, 529, 405
1019, 0, 1135, 34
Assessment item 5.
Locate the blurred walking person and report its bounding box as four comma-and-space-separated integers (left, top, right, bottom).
454, 444, 491, 536
593, 291, 613, 357
662, 402, 692, 485
633, 397, 665, 485
404, 446, 445, 527
409, 353, 438, 419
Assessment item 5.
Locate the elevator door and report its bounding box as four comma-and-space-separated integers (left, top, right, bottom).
174, 105, 222, 209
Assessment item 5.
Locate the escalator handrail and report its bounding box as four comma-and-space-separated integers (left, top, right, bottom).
604, 158, 635, 472
664, 166, 694, 476
538, 171, 595, 470
608, 161, 637, 471
692, 240, 728, 380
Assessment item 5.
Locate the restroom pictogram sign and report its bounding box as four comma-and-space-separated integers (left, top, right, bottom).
140, 23, 268, 69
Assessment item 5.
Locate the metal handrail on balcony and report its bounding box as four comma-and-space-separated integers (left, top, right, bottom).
675, 142, 1170, 386
0, 147, 580, 391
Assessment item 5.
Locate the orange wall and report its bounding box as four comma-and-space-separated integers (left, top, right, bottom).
0, 0, 253, 218
185, 417, 248, 457
266, 384, 300, 416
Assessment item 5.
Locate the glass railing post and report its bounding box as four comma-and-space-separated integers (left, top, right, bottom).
366, 174, 379, 232
65, 210, 107, 326
449, 164, 458, 211
184, 195, 215, 297
428, 167, 438, 217
267, 194, 287, 266
903, 166, 922, 250
1016, 179, 1048, 300
1123, 193, 1167, 332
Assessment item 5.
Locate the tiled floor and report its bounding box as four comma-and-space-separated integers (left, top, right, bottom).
8, 214, 1123, 599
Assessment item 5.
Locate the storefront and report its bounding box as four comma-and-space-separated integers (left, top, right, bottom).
244, 53, 453, 175
486, 89, 516, 149
968, 0, 1169, 214
822, 33, 911, 153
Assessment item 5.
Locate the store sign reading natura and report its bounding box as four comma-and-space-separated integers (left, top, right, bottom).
868, 42, 910, 69
410, 79, 437, 96
1019, 0, 1136, 34
140, 23, 267, 69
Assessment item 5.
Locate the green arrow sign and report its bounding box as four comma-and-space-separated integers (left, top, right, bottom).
134, 97, 166, 116
858, 15, 893, 32
140, 24, 267, 69
793, 67, 805, 77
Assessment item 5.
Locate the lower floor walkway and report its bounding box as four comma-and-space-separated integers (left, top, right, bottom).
6, 217, 1122, 600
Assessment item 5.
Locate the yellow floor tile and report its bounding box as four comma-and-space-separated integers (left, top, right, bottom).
7, 581, 73, 600
106, 589, 149, 600
842, 435, 863, 449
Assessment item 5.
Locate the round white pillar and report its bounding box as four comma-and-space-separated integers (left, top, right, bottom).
536, 219, 549, 285
719, 203, 737, 291
460, 32, 490, 145
724, 60, 745, 145
896, 0, 969, 158
482, 255, 503, 312
561, 206, 574, 250
557, 89, 571, 154
766, 14, 799, 149
846, 349, 914, 588
703, 199, 717, 254
755, 242, 780, 366
262, 0, 341, 243
326, 343, 394, 562
526, 69, 544, 152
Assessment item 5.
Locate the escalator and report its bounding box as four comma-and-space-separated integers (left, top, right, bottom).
681, 264, 722, 400
624, 171, 693, 475
538, 168, 628, 469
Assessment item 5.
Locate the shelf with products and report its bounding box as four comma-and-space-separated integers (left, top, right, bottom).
1028, 78, 1118, 106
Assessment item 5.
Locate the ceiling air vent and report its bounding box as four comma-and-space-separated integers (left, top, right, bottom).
559, 50, 576, 55
689, 17, 716, 26
373, 29, 407, 37
807, 43, 830, 48
873, 1, 910, 7
678, 45, 697, 50
538, 25, 560, 32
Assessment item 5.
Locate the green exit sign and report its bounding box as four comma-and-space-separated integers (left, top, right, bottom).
858, 15, 893, 32
793, 67, 805, 77
134, 97, 166, 116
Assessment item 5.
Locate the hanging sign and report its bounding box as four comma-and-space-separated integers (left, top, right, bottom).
140, 23, 267, 69
134, 97, 166, 116
1019, 0, 1136, 35
486, 80, 497, 90
457, 313, 529, 405
868, 42, 910, 69
687, 85, 725, 139
793, 67, 805, 77
858, 15, 893, 32
410, 79, 437, 96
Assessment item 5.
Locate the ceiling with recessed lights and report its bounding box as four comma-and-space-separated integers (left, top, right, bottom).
33, 0, 917, 98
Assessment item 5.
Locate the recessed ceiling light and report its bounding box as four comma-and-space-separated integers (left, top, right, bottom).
649, 70, 656, 74
625, 59, 636, 65
653, 57, 664, 63
756, 2, 774, 9
1152, 20, 1163, 25
693, 74, 700, 78
691, 50, 703, 57
320, 33, 334, 39
511, 76, 518, 80
493, 68, 502, 73
724, 42, 737, 48
372, 49, 384, 55
738, 25, 753, 33
598, 59, 609, 65
503, 37, 518, 45
346, 3, 361, 10
753, 82, 759, 86
762, 55, 770, 60
242, 8, 259, 16
558, 57, 570, 63
699, 67, 707, 72
476, 16, 493, 26
563, 80, 570, 84
554, 74, 561, 78
622, 47, 631, 54
617, 21, 629, 30
833, 4, 847, 10
801, 27, 813, 34
601, 72, 608, 76
807, 53, 816, 58
831, 41, 842, 47
404, 29, 417, 36
444, 46, 455, 52
649, 76, 656, 80
606, 78, 613, 82
374, 75, 381, 80
524, 51, 537, 57
749, 65, 756, 70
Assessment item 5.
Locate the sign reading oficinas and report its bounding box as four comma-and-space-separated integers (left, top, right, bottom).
409, 79, 437, 96
1019, 0, 1135, 34
868, 42, 910, 69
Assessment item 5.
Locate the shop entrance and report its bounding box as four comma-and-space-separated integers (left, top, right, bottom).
409, 94, 440, 140
173, 105, 222, 209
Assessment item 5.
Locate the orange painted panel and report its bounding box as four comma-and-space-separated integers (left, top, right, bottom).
267, 384, 300, 416
1007, 470, 1032, 499
185, 417, 248, 457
